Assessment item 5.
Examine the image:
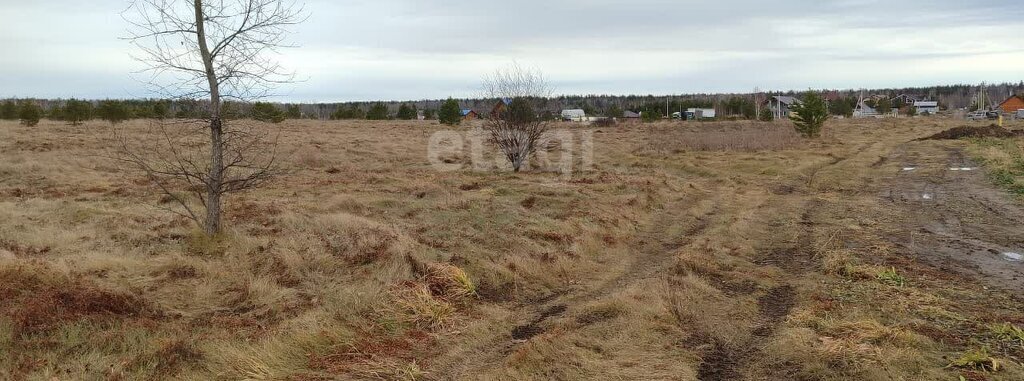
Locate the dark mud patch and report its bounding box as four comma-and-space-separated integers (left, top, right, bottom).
697, 343, 745, 381
917, 125, 1016, 140
754, 247, 816, 273
511, 304, 567, 341
753, 285, 795, 337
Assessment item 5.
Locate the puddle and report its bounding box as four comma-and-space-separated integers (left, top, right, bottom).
949, 167, 977, 171
921, 194, 934, 200
1003, 252, 1023, 262
902, 167, 917, 171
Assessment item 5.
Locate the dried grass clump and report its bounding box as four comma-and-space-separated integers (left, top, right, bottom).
645, 122, 802, 152
311, 214, 412, 265
387, 283, 457, 330
821, 250, 878, 280
0, 263, 155, 335
663, 275, 755, 349
424, 263, 476, 303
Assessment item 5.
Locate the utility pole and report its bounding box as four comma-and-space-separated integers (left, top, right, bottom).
754, 86, 761, 120
666, 95, 670, 119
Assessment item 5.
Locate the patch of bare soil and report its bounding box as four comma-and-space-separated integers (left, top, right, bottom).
882, 144, 1024, 290
510, 304, 567, 341
918, 125, 1016, 140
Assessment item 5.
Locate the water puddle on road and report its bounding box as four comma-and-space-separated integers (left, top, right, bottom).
921, 193, 934, 200
949, 167, 977, 171
1003, 252, 1023, 262
902, 167, 917, 171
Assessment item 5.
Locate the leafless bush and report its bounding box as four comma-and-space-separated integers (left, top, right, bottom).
644, 121, 802, 153
481, 64, 553, 172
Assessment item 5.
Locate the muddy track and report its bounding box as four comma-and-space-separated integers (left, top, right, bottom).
881, 142, 1024, 290
696, 143, 884, 380
430, 191, 720, 377
505, 196, 719, 341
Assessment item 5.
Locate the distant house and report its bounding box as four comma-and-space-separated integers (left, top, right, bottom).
561, 109, 586, 122
621, 110, 641, 122
460, 109, 479, 121
893, 94, 921, 106
913, 101, 939, 115
765, 96, 801, 120
998, 95, 1024, 114
490, 98, 512, 118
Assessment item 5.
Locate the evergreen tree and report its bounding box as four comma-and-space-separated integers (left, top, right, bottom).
1, 100, 17, 120
96, 100, 131, 125
285, 104, 302, 119
605, 105, 623, 118
438, 98, 461, 126
152, 101, 168, 120
48, 105, 65, 121
423, 109, 436, 120
366, 102, 390, 120
396, 103, 417, 120
788, 91, 828, 138
759, 107, 774, 121
18, 101, 41, 127
251, 102, 285, 123
828, 97, 856, 118
64, 99, 93, 125
640, 107, 661, 123
331, 104, 365, 120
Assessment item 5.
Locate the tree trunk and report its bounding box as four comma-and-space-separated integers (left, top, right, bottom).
194, 0, 224, 236
204, 118, 223, 235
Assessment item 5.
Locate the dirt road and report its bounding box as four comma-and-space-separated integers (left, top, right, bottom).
429, 121, 1024, 380
882, 142, 1024, 290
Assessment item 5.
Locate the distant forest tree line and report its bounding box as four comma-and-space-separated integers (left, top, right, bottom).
3, 82, 1021, 124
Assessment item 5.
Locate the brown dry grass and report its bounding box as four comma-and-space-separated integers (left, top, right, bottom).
1, 117, 1023, 380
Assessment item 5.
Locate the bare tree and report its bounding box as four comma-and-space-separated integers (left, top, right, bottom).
482, 64, 553, 172
122, 0, 303, 235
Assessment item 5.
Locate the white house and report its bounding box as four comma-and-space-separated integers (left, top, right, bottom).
561, 109, 586, 122
913, 101, 939, 115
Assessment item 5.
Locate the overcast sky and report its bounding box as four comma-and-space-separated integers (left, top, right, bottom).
1, 0, 1022, 102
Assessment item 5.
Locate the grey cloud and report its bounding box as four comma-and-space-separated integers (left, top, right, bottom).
0, 0, 1021, 101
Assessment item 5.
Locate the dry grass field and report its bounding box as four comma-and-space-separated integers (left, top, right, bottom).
2, 117, 1024, 380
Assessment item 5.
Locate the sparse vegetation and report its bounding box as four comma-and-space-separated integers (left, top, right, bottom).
3, 117, 1024, 379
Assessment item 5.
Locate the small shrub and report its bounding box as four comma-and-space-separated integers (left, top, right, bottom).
17, 101, 41, 127
251, 102, 285, 123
